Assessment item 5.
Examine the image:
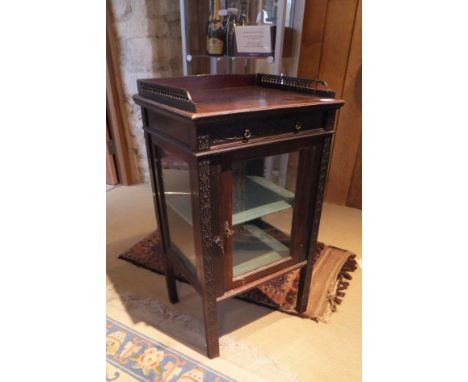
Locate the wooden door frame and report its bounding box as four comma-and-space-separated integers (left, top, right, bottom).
206, 136, 327, 292
106, 120, 119, 185
106, 3, 138, 185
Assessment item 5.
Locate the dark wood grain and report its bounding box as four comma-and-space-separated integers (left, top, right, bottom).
296, 137, 332, 313
221, 163, 232, 294
218, 261, 308, 302
197, 159, 219, 359
135, 74, 343, 358
133, 74, 343, 120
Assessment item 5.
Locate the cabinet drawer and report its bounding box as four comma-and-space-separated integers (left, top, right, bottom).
197, 109, 330, 150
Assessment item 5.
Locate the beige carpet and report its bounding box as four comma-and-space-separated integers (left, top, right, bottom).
119, 230, 358, 322
107, 184, 362, 382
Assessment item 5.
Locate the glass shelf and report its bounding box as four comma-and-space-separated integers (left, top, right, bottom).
232, 223, 290, 277
186, 54, 274, 62
164, 173, 294, 227
162, 152, 298, 279
230, 153, 297, 278
179, 0, 304, 76
232, 175, 293, 225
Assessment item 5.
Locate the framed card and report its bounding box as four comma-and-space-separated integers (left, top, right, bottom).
235, 25, 274, 55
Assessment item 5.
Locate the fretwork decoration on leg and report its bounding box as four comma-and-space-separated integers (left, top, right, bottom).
296, 137, 332, 314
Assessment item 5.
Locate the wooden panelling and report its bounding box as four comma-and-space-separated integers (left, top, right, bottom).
325, 0, 362, 205
347, 138, 362, 208
297, 0, 329, 79
298, 0, 362, 208
318, 0, 359, 95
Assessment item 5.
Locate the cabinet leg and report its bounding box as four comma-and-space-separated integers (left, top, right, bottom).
163, 255, 179, 304
202, 296, 219, 359
296, 263, 313, 314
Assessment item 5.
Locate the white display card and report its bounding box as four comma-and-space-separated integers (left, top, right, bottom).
235, 25, 273, 54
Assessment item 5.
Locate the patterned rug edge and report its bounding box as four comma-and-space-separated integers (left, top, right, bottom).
118, 231, 359, 322
106, 316, 236, 382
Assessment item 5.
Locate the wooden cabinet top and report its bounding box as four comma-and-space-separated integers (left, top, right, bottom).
133, 73, 344, 120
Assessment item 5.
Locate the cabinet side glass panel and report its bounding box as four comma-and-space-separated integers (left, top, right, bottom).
232, 153, 298, 278
160, 148, 196, 272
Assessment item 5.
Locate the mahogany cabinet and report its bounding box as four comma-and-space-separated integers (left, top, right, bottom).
133, 73, 344, 358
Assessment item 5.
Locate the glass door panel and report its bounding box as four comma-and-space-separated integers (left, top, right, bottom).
231, 153, 298, 278
160, 148, 196, 272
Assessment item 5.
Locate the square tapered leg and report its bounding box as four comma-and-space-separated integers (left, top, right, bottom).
296, 260, 313, 314
163, 254, 179, 304
202, 295, 219, 358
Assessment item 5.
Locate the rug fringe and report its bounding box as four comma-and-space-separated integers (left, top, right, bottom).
118, 231, 359, 323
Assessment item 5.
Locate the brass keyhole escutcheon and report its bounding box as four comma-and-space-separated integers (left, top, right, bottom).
243, 129, 252, 141
213, 235, 224, 254
295, 122, 303, 131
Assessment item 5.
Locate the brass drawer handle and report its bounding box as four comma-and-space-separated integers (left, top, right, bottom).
243, 129, 252, 141
295, 122, 303, 131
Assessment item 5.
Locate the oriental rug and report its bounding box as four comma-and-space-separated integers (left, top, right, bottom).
119, 230, 358, 322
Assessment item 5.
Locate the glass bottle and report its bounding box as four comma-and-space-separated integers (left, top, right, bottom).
225, 7, 238, 56
238, 0, 248, 26
207, 0, 225, 56
218, 8, 229, 56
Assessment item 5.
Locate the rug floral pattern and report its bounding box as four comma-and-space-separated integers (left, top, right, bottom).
106, 317, 235, 382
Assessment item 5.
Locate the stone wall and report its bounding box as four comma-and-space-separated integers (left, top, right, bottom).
109, 0, 183, 182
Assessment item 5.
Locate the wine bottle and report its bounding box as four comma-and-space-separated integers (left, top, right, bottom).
207, 0, 225, 56
218, 8, 229, 56
238, 0, 248, 26
225, 8, 238, 56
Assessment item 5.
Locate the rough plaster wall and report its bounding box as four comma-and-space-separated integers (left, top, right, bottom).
110, 0, 183, 182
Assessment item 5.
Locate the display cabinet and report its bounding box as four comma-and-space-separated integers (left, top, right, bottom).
133, 73, 344, 358
179, 0, 307, 197
179, 0, 305, 76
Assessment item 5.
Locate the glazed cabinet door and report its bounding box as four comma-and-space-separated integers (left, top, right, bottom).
221, 138, 326, 290
223, 149, 298, 289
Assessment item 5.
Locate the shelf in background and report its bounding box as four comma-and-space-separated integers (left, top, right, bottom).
232, 223, 290, 277
232, 176, 294, 225
186, 54, 274, 62
165, 175, 294, 227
